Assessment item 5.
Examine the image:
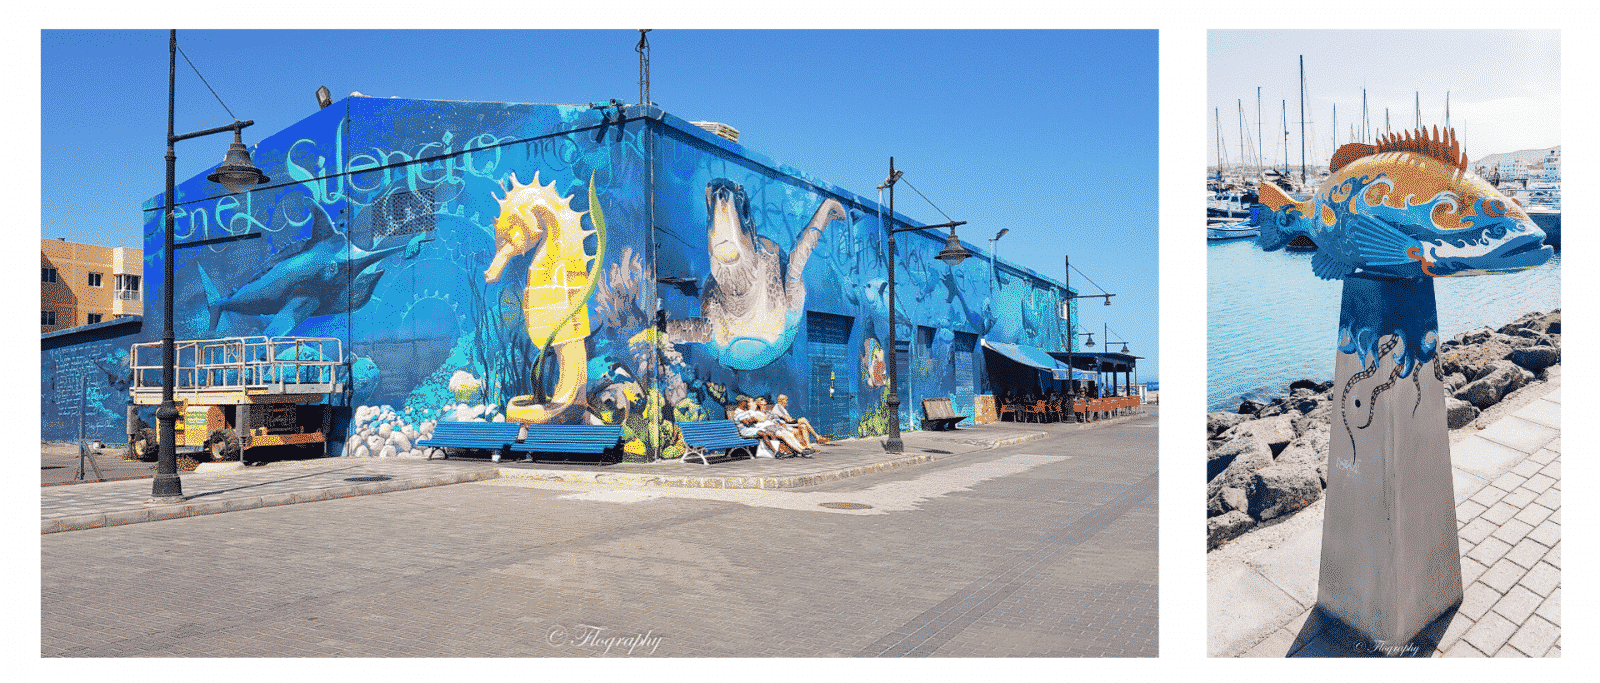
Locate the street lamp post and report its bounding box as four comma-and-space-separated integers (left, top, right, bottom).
1060, 255, 1113, 416
152, 29, 269, 503
880, 156, 971, 454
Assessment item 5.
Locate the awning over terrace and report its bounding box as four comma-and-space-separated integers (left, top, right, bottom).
981, 340, 1092, 381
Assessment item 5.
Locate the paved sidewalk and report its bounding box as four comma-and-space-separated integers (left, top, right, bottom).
41, 413, 1141, 535
1209, 376, 1560, 657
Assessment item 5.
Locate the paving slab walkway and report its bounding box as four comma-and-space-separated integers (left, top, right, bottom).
1208, 375, 1560, 657
41, 410, 1145, 535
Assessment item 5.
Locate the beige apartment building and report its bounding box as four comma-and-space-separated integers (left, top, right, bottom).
41, 238, 142, 333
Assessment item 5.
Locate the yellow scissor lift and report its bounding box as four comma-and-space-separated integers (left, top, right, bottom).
129, 336, 344, 461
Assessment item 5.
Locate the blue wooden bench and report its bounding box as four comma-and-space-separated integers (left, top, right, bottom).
508, 424, 625, 460
677, 420, 758, 465
417, 422, 524, 460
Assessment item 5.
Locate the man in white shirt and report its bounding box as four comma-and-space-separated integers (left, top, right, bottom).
769, 394, 829, 446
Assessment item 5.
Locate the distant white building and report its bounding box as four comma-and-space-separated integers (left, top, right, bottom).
1496, 158, 1528, 180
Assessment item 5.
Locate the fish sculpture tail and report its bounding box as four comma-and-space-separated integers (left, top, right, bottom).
1254, 180, 1308, 252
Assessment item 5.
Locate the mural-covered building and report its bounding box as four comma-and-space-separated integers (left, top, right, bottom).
73, 96, 1080, 458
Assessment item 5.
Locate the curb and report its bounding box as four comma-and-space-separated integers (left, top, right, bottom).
41, 468, 500, 534
496, 452, 940, 490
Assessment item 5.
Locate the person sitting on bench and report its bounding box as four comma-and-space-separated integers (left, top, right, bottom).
733, 399, 811, 458
748, 398, 815, 457
769, 394, 829, 445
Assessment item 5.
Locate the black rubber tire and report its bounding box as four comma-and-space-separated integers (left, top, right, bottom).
208, 430, 241, 462
130, 427, 159, 461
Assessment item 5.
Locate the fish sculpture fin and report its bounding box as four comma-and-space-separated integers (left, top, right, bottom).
1329, 143, 1378, 173
1254, 180, 1309, 251
1349, 213, 1419, 267
1311, 250, 1357, 281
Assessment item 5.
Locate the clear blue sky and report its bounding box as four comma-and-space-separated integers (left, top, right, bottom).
40, 29, 1159, 380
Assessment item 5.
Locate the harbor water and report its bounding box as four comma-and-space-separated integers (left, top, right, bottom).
1207, 239, 1562, 412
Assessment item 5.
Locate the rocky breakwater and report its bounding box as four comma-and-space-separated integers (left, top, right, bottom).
1206, 309, 1560, 550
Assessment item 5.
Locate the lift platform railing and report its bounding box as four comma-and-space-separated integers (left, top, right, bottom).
131, 336, 344, 395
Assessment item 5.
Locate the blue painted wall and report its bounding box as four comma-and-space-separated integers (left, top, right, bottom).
132, 97, 1074, 460
41, 318, 143, 443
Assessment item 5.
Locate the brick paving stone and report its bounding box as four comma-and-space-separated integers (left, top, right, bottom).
1522, 473, 1555, 493
1458, 518, 1498, 544
1480, 500, 1519, 525
1509, 458, 1543, 479
1536, 588, 1560, 626
1489, 518, 1534, 546
1489, 471, 1528, 494
1533, 487, 1559, 511
1458, 581, 1501, 621
1462, 611, 1517, 656
1507, 616, 1560, 657
1468, 484, 1507, 508
1466, 536, 1512, 566
1456, 500, 1487, 525
1478, 558, 1528, 594
1505, 538, 1549, 569
1491, 585, 1543, 624
1460, 556, 1488, 587
1513, 502, 1552, 528
1499, 487, 1537, 509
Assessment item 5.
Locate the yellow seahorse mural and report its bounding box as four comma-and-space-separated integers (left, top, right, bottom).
482, 171, 606, 423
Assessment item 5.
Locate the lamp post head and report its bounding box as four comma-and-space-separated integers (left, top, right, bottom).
1085, 333, 1095, 348
937, 232, 971, 266
206, 128, 270, 193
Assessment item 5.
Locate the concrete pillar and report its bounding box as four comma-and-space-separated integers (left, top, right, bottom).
1318, 275, 1461, 646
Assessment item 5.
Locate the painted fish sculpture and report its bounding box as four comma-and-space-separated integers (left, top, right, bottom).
1256, 126, 1551, 645
199, 199, 427, 337
1258, 125, 1551, 282
1257, 125, 1552, 421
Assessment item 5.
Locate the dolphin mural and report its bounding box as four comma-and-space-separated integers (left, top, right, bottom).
197, 199, 427, 337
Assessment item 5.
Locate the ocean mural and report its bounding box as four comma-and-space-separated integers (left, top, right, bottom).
121, 97, 1074, 461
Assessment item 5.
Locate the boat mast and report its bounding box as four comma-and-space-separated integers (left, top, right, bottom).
1257, 87, 1264, 173
1215, 107, 1224, 178
1446, 91, 1451, 129
1415, 91, 1420, 129
1332, 103, 1337, 151
1237, 99, 1246, 175
1362, 88, 1368, 143
1300, 55, 1306, 185
1282, 99, 1289, 176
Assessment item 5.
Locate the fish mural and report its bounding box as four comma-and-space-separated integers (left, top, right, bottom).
198, 199, 428, 337
666, 179, 849, 371
482, 171, 606, 424
1257, 127, 1551, 645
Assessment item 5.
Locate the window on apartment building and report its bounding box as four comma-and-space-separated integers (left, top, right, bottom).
42, 310, 55, 326
87, 314, 102, 324
42, 267, 57, 283
115, 274, 141, 300
87, 272, 103, 287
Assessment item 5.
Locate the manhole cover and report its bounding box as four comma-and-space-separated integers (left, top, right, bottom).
344, 475, 393, 482
819, 502, 873, 510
